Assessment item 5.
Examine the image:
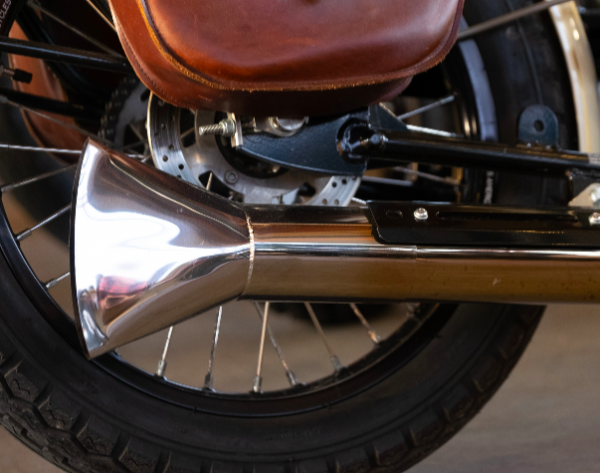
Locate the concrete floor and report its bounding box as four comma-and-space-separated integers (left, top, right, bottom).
1, 304, 600, 472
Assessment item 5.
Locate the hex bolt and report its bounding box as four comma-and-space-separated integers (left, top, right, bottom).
225, 171, 238, 184
414, 208, 429, 222
589, 212, 600, 226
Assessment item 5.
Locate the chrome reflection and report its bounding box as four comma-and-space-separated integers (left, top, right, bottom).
72, 141, 600, 358
72, 140, 251, 358
550, 1, 600, 153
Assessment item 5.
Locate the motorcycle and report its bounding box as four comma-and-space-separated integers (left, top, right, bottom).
0, 0, 598, 472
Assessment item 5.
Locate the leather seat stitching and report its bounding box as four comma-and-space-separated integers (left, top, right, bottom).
116, 19, 195, 109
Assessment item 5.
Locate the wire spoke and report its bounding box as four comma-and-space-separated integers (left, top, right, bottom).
253, 302, 299, 387
405, 124, 464, 139
304, 302, 344, 373
16, 204, 71, 241
458, 0, 571, 41
83, 0, 117, 32
180, 127, 195, 141
253, 302, 270, 392
156, 326, 174, 377
1, 164, 76, 192
349, 304, 381, 345
0, 0, 541, 399
361, 176, 413, 188
398, 95, 456, 121
0, 36, 131, 73
119, 140, 148, 151
379, 102, 464, 139
363, 173, 455, 188
119, 139, 150, 156
206, 172, 214, 191
394, 167, 461, 186
0, 86, 102, 120
27, 1, 122, 57
45, 271, 70, 290
1, 95, 110, 144
204, 306, 222, 390
0, 142, 145, 159
0, 143, 80, 155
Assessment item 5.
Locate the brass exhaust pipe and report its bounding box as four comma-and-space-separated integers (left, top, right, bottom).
72, 141, 600, 358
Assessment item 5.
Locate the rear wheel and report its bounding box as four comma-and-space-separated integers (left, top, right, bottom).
0, 0, 576, 472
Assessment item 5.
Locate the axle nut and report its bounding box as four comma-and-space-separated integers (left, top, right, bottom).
414, 208, 429, 222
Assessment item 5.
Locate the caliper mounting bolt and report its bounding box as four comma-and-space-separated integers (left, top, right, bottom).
198, 118, 237, 137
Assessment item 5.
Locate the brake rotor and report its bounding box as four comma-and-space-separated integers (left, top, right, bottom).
147, 93, 361, 205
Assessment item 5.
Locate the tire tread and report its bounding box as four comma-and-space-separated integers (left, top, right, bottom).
0, 307, 542, 473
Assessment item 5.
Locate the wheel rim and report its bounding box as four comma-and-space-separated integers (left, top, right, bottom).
0, 5, 495, 415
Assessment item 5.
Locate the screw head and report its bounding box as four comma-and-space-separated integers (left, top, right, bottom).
225, 171, 238, 184
590, 212, 600, 226
414, 208, 429, 222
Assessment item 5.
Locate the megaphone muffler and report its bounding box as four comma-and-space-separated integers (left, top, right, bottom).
72, 141, 600, 358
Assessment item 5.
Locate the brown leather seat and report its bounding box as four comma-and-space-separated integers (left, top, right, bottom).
109, 0, 464, 116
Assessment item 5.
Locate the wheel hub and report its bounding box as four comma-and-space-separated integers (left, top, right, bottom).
147, 93, 361, 205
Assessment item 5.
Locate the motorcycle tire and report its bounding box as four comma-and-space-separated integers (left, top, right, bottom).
0, 0, 577, 472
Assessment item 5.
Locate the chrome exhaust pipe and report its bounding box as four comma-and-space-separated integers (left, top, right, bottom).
72, 141, 600, 358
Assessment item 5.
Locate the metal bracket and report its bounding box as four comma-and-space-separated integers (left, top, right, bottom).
367, 201, 600, 248
570, 182, 600, 208
237, 114, 367, 176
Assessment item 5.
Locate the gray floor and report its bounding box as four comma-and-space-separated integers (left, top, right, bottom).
1, 304, 600, 472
